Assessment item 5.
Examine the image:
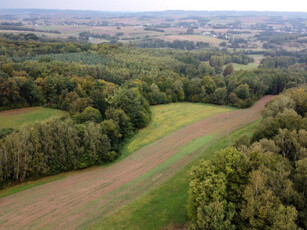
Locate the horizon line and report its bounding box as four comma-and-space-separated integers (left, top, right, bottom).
1, 8, 307, 14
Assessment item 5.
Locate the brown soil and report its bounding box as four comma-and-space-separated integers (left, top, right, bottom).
0, 96, 273, 229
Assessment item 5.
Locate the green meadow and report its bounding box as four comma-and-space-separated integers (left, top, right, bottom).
0, 107, 67, 129
120, 102, 234, 160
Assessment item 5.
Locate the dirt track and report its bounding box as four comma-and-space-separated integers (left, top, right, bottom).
0, 96, 273, 229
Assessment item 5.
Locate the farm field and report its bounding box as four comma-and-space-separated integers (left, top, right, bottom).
159, 34, 226, 46
0, 95, 272, 229
27, 25, 178, 42
122, 103, 234, 159
0, 175, 65, 199
0, 103, 231, 198
88, 119, 260, 230
1, 9, 307, 52
0, 107, 67, 129
0, 8, 306, 230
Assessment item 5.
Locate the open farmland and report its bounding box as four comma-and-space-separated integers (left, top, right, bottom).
158, 34, 226, 46
88, 119, 261, 230
0, 96, 272, 230
0, 6, 306, 230
0, 107, 67, 129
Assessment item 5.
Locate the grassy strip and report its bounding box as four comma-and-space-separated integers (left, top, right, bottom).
87, 120, 260, 230
112, 134, 216, 196
0, 175, 65, 198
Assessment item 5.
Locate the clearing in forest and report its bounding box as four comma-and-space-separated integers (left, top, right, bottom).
122, 103, 234, 158
0, 107, 67, 129
0, 96, 272, 230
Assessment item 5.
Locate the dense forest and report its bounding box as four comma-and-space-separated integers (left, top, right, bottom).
0, 33, 306, 187
188, 86, 307, 229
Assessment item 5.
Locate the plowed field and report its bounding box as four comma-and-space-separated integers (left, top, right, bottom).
0, 96, 272, 229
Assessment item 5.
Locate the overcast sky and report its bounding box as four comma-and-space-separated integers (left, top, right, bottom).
1, 0, 307, 12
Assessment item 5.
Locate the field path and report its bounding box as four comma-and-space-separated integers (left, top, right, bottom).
0, 96, 272, 230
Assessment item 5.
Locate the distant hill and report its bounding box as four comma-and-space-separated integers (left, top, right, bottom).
0, 8, 307, 18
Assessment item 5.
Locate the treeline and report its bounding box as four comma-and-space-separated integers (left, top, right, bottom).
0, 35, 94, 57
0, 22, 23, 26
0, 118, 113, 183
265, 49, 307, 62
0, 33, 78, 43
208, 53, 253, 66
138, 38, 209, 50
0, 25, 61, 34
227, 37, 248, 49
134, 68, 305, 107
0, 38, 306, 187
79, 32, 119, 43
0, 46, 305, 113
143, 27, 165, 32
32, 52, 110, 65
259, 56, 298, 69
256, 31, 299, 44
0, 56, 304, 113
0, 87, 151, 187
187, 86, 307, 229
